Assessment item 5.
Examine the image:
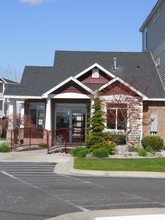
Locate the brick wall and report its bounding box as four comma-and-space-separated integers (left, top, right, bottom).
143, 101, 165, 142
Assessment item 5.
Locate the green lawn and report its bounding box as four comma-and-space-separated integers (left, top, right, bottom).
74, 158, 165, 172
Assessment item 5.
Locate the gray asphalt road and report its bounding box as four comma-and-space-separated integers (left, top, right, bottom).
0, 162, 165, 220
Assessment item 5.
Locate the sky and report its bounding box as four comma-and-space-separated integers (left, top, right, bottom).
0, 0, 158, 82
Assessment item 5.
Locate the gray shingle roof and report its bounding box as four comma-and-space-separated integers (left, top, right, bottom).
53, 51, 165, 98
4, 50, 165, 98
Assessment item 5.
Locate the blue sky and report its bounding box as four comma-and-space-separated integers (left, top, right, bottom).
0, 0, 158, 81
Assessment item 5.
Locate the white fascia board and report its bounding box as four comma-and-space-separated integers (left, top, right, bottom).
143, 98, 165, 101
99, 77, 148, 99
0, 77, 6, 83
49, 92, 92, 99
4, 95, 43, 99
74, 63, 115, 79
42, 76, 73, 98
42, 76, 94, 98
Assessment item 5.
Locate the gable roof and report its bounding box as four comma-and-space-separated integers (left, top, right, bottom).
74, 63, 115, 79
42, 76, 93, 98
53, 51, 165, 98
5, 66, 55, 97
0, 77, 18, 84
99, 77, 147, 99
4, 50, 165, 99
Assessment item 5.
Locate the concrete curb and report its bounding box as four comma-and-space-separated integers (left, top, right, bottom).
54, 156, 165, 179
53, 156, 74, 175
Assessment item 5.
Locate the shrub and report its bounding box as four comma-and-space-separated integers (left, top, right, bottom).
70, 147, 89, 158
0, 142, 10, 153
91, 141, 116, 154
38, 142, 48, 148
138, 149, 147, 157
161, 145, 165, 150
109, 133, 126, 145
92, 148, 109, 158
145, 146, 154, 154
142, 136, 164, 152
86, 132, 110, 149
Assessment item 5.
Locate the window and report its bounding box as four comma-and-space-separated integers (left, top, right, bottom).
157, 8, 161, 18
0, 100, 3, 111
17, 102, 24, 116
153, 8, 161, 23
143, 27, 148, 51
153, 13, 157, 23
107, 103, 127, 130
0, 83, 3, 93
92, 68, 99, 78
29, 103, 45, 128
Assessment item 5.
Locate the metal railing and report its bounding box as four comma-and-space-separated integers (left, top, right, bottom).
10, 127, 48, 151
10, 127, 82, 153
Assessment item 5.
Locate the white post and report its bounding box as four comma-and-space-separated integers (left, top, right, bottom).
45, 98, 52, 131
8, 99, 16, 129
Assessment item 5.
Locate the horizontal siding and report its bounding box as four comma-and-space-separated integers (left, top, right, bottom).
143, 1, 165, 87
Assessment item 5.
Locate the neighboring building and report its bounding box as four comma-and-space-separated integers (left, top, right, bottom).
4, 51, 165, 145
139, 0, 165, 87
0, 77, 19, 137
0, 77, 19, 118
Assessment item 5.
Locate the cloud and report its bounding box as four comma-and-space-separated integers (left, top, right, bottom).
20, 0, 55, 5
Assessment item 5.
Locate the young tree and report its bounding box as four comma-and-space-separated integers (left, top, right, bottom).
106, 94, 143, 145
86, 92, 110, 150
89, 92, 105, 133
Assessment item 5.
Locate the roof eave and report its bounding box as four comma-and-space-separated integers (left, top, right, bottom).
4, 95, 43, 99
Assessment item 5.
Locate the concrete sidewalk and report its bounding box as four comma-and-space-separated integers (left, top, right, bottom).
47, 208, 165, 220
0, 149, 71, 163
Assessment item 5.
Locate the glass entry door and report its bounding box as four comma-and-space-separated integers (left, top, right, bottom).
55, 104, 86, 144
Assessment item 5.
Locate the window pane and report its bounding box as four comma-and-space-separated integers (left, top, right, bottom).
107, 109, 116, 129
30, 108, 37, 126
0, 100, 3, 110
0, 84, 3, 93
29, 103, 45, 128
117, 109, 127, 130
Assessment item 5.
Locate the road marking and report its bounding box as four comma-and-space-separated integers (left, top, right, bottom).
1, 171, 17, 179
1, 170, 89, 212
1, 171, 39, 189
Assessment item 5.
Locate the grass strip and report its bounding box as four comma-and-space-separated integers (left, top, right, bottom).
74, 158, 165, 172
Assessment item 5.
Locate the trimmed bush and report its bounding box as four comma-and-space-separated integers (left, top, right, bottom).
145, 146, 154, 154
38, 142, 48, 148
109, 133, 126, 145
92, 141, 116, 154
138, 149, 147, 157
0, 142, 10, 153
70, 147, 89, 158
92, 148, 109, 158
142, 136, 164, 152
86, 132, 110, 149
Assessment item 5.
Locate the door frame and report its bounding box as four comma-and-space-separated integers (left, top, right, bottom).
55, 103, 87, 144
